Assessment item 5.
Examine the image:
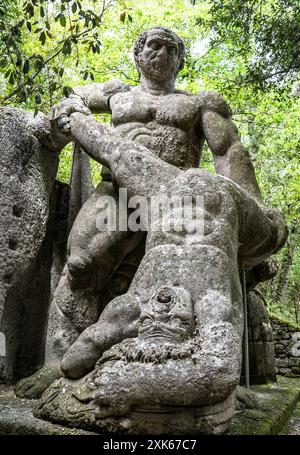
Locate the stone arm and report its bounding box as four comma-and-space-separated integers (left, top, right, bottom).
68, 112, 181, 198
197, 91, 263, 204
50, 80, 131, 127
72, 79, 131, 114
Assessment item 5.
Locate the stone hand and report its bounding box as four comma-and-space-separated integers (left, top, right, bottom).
56, 115, 71, 134
50, 94, 91, 134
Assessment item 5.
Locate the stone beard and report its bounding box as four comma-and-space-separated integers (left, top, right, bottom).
97, 286, 201, 366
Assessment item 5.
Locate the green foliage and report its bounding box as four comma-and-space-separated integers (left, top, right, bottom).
0, 0, 110, 110
0, 0, 299, 324
202, 0, 300, 89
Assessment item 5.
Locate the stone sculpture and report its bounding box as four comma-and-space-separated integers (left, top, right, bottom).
0, 107, 69, 382
16, 26, 284, 400
33, 108, 286, 434
8, 26, 287, 434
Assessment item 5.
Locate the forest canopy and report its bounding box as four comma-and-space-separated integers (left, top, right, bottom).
0, 0, 299, 324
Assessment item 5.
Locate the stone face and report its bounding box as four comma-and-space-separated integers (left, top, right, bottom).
0, 107, 60, 382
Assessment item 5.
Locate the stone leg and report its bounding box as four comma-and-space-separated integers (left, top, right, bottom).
15, 182, 145, 398
34, 243, 242, 434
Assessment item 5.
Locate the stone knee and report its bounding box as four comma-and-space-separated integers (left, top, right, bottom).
66, 251, 95, 289
60, 324, 103, 378
61, 293, 140, 378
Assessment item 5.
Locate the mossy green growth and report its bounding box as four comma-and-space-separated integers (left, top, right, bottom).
269, 314, 300, 331
280, 399, 300, 435
227, 377, 300, 435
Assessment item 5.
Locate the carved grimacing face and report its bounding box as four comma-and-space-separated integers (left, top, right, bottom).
138, 286, 194, 342
137, 30, 180, 82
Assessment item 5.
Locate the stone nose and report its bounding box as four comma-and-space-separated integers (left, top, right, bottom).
152, 321, 161, 331
157, 45, 168, 57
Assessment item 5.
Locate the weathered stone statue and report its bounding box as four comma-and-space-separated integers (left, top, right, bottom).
15, 26, 286, 412
34, 107, 286, 433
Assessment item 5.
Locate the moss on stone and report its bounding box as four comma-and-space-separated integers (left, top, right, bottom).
0, 386, 96, 435
1, 378, 300, 435
270, 314, 300, 331
227, 377, 300, 435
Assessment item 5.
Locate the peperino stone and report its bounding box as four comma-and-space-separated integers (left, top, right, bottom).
0, 107, 67, 382
34, 112, 287, 434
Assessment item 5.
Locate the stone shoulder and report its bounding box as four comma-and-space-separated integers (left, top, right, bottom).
195, 90, 231, 118
100, 79, 132, 97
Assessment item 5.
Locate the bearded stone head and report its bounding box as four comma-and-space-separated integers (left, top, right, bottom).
133, 27, 185, 81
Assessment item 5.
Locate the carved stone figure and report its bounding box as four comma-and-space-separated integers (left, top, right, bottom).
15, 27, 286, 402
34, 109, 286, 433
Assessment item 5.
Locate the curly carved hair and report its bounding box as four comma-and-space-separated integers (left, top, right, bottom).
97, 336, 202, 366
133, 27, 185, 76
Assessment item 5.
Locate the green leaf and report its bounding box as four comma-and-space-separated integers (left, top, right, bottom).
8, 72, 15, 85
34, 59, 44, 71
39, 31, 46, 45
0, 56, 8, 68
60, 14, 66, 27
35, 93, 41, 104
62, 86, 73, 97
19, 89, 27, 102
23, 59, 30, 74
16, 55, 22, 67
26, 3, 34, 18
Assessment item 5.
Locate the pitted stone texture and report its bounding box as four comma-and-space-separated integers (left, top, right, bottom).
35, 372, 235, 435
271, 316, 300, 376
241, 290, 276, 384
0, 385, 95, 435
15, 28, 287, 432
22, 28, 287, 404
0, 107, 59, 382
35, 111, 287, 434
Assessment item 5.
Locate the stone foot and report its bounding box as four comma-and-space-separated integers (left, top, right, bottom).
235, 386, 259, 410
14, 365, 62, 399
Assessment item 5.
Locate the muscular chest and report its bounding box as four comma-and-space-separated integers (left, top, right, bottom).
110, 91, 199, 131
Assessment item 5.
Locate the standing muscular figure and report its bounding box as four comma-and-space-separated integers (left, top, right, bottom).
15, 27, 278, 398
35, 111, 286, 434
